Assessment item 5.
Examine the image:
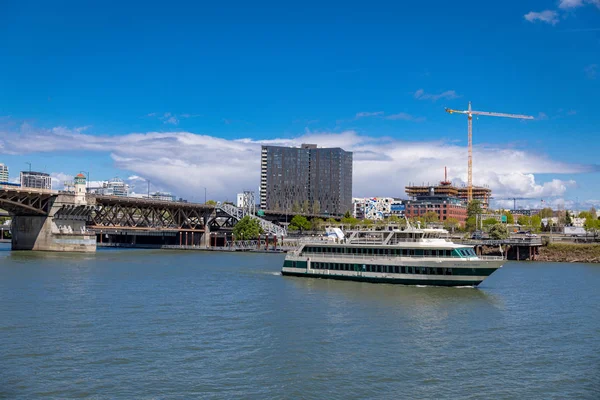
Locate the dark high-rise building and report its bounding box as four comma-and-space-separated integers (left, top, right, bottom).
260, 144, 352, 216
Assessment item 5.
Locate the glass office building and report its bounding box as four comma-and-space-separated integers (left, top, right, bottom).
260, 144, 352, 216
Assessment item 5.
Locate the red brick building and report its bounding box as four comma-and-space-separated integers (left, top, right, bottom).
404, 196, 468, 226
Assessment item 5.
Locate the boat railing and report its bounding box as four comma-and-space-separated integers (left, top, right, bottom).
290, 252, 504, 261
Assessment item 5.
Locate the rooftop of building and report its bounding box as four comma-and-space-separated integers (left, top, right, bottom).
20, 171, 50, 177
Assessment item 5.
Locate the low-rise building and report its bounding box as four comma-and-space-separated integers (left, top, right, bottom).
20, 171, 52, 190
352, 197, 404, 220
92, 178, 129, 197
151, 191, 175, 202
404, 194, 467, 226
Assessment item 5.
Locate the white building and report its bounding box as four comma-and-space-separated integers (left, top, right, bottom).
237, 193, 244, 208
151, 191, 175, 201
352, 197, 404, 220
94, 178, 129, 197
0, 163, 8, 182
20, 171, 52, 190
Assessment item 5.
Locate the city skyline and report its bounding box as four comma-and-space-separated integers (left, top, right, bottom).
1, 1, 599, 209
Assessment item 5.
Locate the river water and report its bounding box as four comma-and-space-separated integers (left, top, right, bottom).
1, 244, 599, 399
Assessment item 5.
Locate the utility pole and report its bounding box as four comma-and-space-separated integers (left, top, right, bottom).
26, 162, 31, 172
204, 187, 207, 204
147, 180, 150, 199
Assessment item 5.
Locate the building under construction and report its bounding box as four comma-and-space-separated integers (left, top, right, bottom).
405, 168, 492, 209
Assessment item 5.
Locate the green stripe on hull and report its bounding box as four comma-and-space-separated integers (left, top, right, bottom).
281, 271, 483, 287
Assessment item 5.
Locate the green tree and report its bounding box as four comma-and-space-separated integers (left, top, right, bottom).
488, 224, 509, 240
344, 211, 352, 219
205, 199, 217, 206
539, 207, 554, 219
291, 201, 301, 213
465, 216, 477, 232
483, 218, 498, 227
326, 217, 338, 225
565, 210, 572, 226
302, 200, 310, 213
531, 215, 542, 231
444, 217, 460, 232
289, 215, 311, 232
503, 211, 514, 224
517, 215, 531, 227
233, 216, 264, 240
467, 200, 482, 219
312, 200, 321, 215
311, 217, 324, 231
423, 211, 439, 223
341, 215, 359, 227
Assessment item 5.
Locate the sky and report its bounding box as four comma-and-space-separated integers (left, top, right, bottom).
0, 0, 599, 209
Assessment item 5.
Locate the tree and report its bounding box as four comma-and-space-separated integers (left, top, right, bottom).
467, 200, 482, 219
565, 210, 572, 226
483, 218, 498, 227
489, 224, 509, 240
291, 201, 300, 213
423, 211, 439, 223
444, 217, 460, 232
341, 215, 359, 227
465, 216, 477, 232
233, 216, 263, 240
590, 206, 597, 219
517, 216, 530, 227
205, 200, 217, 206
302, 200, 310, 213
289, 215, 311, 232
312, 200, 321, 215
502, 211, 514, 224
531, 215, 542, 231
326, 217, 337, 225
539, 207, 554, 219
311, 217, 324, 231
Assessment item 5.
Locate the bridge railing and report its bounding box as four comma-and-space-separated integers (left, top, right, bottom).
217, 203, 287, 237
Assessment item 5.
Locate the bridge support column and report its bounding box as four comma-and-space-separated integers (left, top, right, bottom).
202, 226, 211, 248
12, 214, 95, 252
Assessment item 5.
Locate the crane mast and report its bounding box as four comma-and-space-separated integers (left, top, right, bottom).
445, 102, 534, 203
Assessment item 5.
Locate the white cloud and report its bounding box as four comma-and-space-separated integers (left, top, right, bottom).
559, 0, 600, 8
559, 0, 584, 8
414, 89, 460, 102
164, 116, 179, 125
0, 125, 596, 203
524, 10, 559, 25
385, 112, 425, 122
355, 111, 384, 118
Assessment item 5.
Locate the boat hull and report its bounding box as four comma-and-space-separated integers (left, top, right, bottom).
281, 269, 486, 287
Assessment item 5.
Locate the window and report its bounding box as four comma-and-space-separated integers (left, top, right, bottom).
377, 266, 382, 273
408, 267, 413, 274
401, 266, 406, 274
437, 268, 443, 275
394, 266, 399, 273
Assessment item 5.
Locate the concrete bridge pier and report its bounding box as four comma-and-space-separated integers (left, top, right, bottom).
11, 195, 96, 252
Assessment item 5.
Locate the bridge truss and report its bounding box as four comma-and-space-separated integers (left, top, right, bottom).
0, 188, 53, 215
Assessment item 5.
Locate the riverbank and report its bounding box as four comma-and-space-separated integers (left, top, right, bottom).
536, 243, 600, 263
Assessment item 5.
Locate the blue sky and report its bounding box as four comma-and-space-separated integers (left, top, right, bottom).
0, 0, 599, 208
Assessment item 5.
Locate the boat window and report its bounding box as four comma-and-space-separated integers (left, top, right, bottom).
394, 266, 399, 274
401, 266, 406, 274
409, 249, 414, 256
437, 268, 442, 275
408, 267, 413, 274
415, 250, 423, 256
445, 250, 452, 257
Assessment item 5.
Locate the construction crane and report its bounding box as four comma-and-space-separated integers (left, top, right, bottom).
445, 102, 534, 202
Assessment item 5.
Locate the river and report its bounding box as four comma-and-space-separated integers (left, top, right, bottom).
1, 244, 599, 399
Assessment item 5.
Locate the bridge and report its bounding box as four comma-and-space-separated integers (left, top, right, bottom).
1, 187, 286, 252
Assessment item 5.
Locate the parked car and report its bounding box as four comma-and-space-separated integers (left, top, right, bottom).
471, 231, 484, 240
